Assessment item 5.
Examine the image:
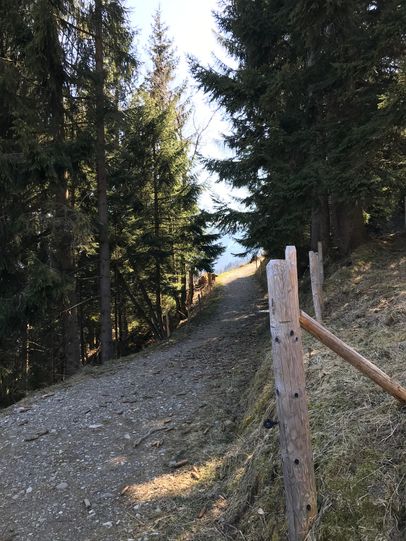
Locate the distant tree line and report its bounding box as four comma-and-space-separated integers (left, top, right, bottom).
0, 1, 222, 406
192, 0, 405, 259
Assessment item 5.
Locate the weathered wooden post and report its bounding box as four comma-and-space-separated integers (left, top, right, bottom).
317, 241, 324, 286
208, 272, 213, 290
309, 251, 323, 322
266, 247, 317, 540
165, 312, 171, 338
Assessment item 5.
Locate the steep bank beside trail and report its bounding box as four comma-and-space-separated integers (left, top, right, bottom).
0, 262, 268, 541
213, 234, 405, 541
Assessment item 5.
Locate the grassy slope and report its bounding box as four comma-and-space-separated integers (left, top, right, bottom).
210, 234, 405, 540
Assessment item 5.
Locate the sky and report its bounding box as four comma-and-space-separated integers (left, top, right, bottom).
126, 0, 251, 272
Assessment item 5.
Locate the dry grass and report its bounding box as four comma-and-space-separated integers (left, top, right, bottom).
202, 233, 406, 540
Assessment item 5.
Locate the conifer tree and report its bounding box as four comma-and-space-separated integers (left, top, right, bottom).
29, 0, 81, 375
0, 0, 82, 384
192, 0, 406, 257
0, 2, 222, 404
94, 0, 113, 363
111, 10, 223, 340
75, 0, 135, 362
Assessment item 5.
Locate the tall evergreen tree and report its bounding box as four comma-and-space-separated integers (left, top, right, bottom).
94, 0, 113, 363
29, 0, 81, 376
148, 10, 180, 331
75, 0, 135, 362
192, 0, 406, 257
111, 10, 223, 341
0, 0, 82, 385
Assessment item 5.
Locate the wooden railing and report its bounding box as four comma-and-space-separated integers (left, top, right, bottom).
266, 246, 406, 541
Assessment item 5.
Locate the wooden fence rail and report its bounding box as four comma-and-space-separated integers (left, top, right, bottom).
299, 310, 406, 403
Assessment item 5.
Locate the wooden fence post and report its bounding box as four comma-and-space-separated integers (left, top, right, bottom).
165, 312, 170, 338
317, 241, 324, 286
267, 247, 317, 540
309, 251, 323, 322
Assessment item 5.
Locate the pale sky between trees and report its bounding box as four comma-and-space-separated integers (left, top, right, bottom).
127, 0, 250, 271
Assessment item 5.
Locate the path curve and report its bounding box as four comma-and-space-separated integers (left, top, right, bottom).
0, 262, 266, 541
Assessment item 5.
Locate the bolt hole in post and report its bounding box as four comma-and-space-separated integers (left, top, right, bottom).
266, 246, 317, 540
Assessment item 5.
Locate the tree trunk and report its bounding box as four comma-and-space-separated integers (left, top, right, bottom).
114, 266, 119, 358
311, 194, 330, 253
187, 268, 194, 307
121, 301, 129, 343
95, 0, 113, 363
152, 155, 163, 334
54, 171, 81, 377
48, 4, 81, 377
78, 289, 87, 365
331, 197, 366, 256
180, 257, 187, 316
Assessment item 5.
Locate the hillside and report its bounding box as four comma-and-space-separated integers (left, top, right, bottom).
0, 235, 404, 541
209, 233, 405, 541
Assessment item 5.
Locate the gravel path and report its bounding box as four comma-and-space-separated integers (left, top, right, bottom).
0, 262, 267, 541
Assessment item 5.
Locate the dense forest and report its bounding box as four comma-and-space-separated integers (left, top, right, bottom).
0, 2, 405, 540
0, 0, 405, 406
0, 1, 222, 405
193, 0, 405, 258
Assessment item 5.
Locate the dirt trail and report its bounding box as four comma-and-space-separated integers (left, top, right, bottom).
0, 262, 267, 541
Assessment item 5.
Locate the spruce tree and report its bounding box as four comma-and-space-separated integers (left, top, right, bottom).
29, 0, 81, 376
192, 0, 406, 257
75, 0, 135, 362
94, 0, 113, 363
111, 10, 223, 340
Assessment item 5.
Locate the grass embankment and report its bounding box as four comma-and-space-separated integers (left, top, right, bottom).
210, 234, 405, 540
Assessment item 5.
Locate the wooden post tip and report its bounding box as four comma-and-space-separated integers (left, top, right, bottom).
266, 258, 285, 271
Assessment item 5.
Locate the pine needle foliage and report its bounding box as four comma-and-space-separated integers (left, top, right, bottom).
192, 0, 406, 258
